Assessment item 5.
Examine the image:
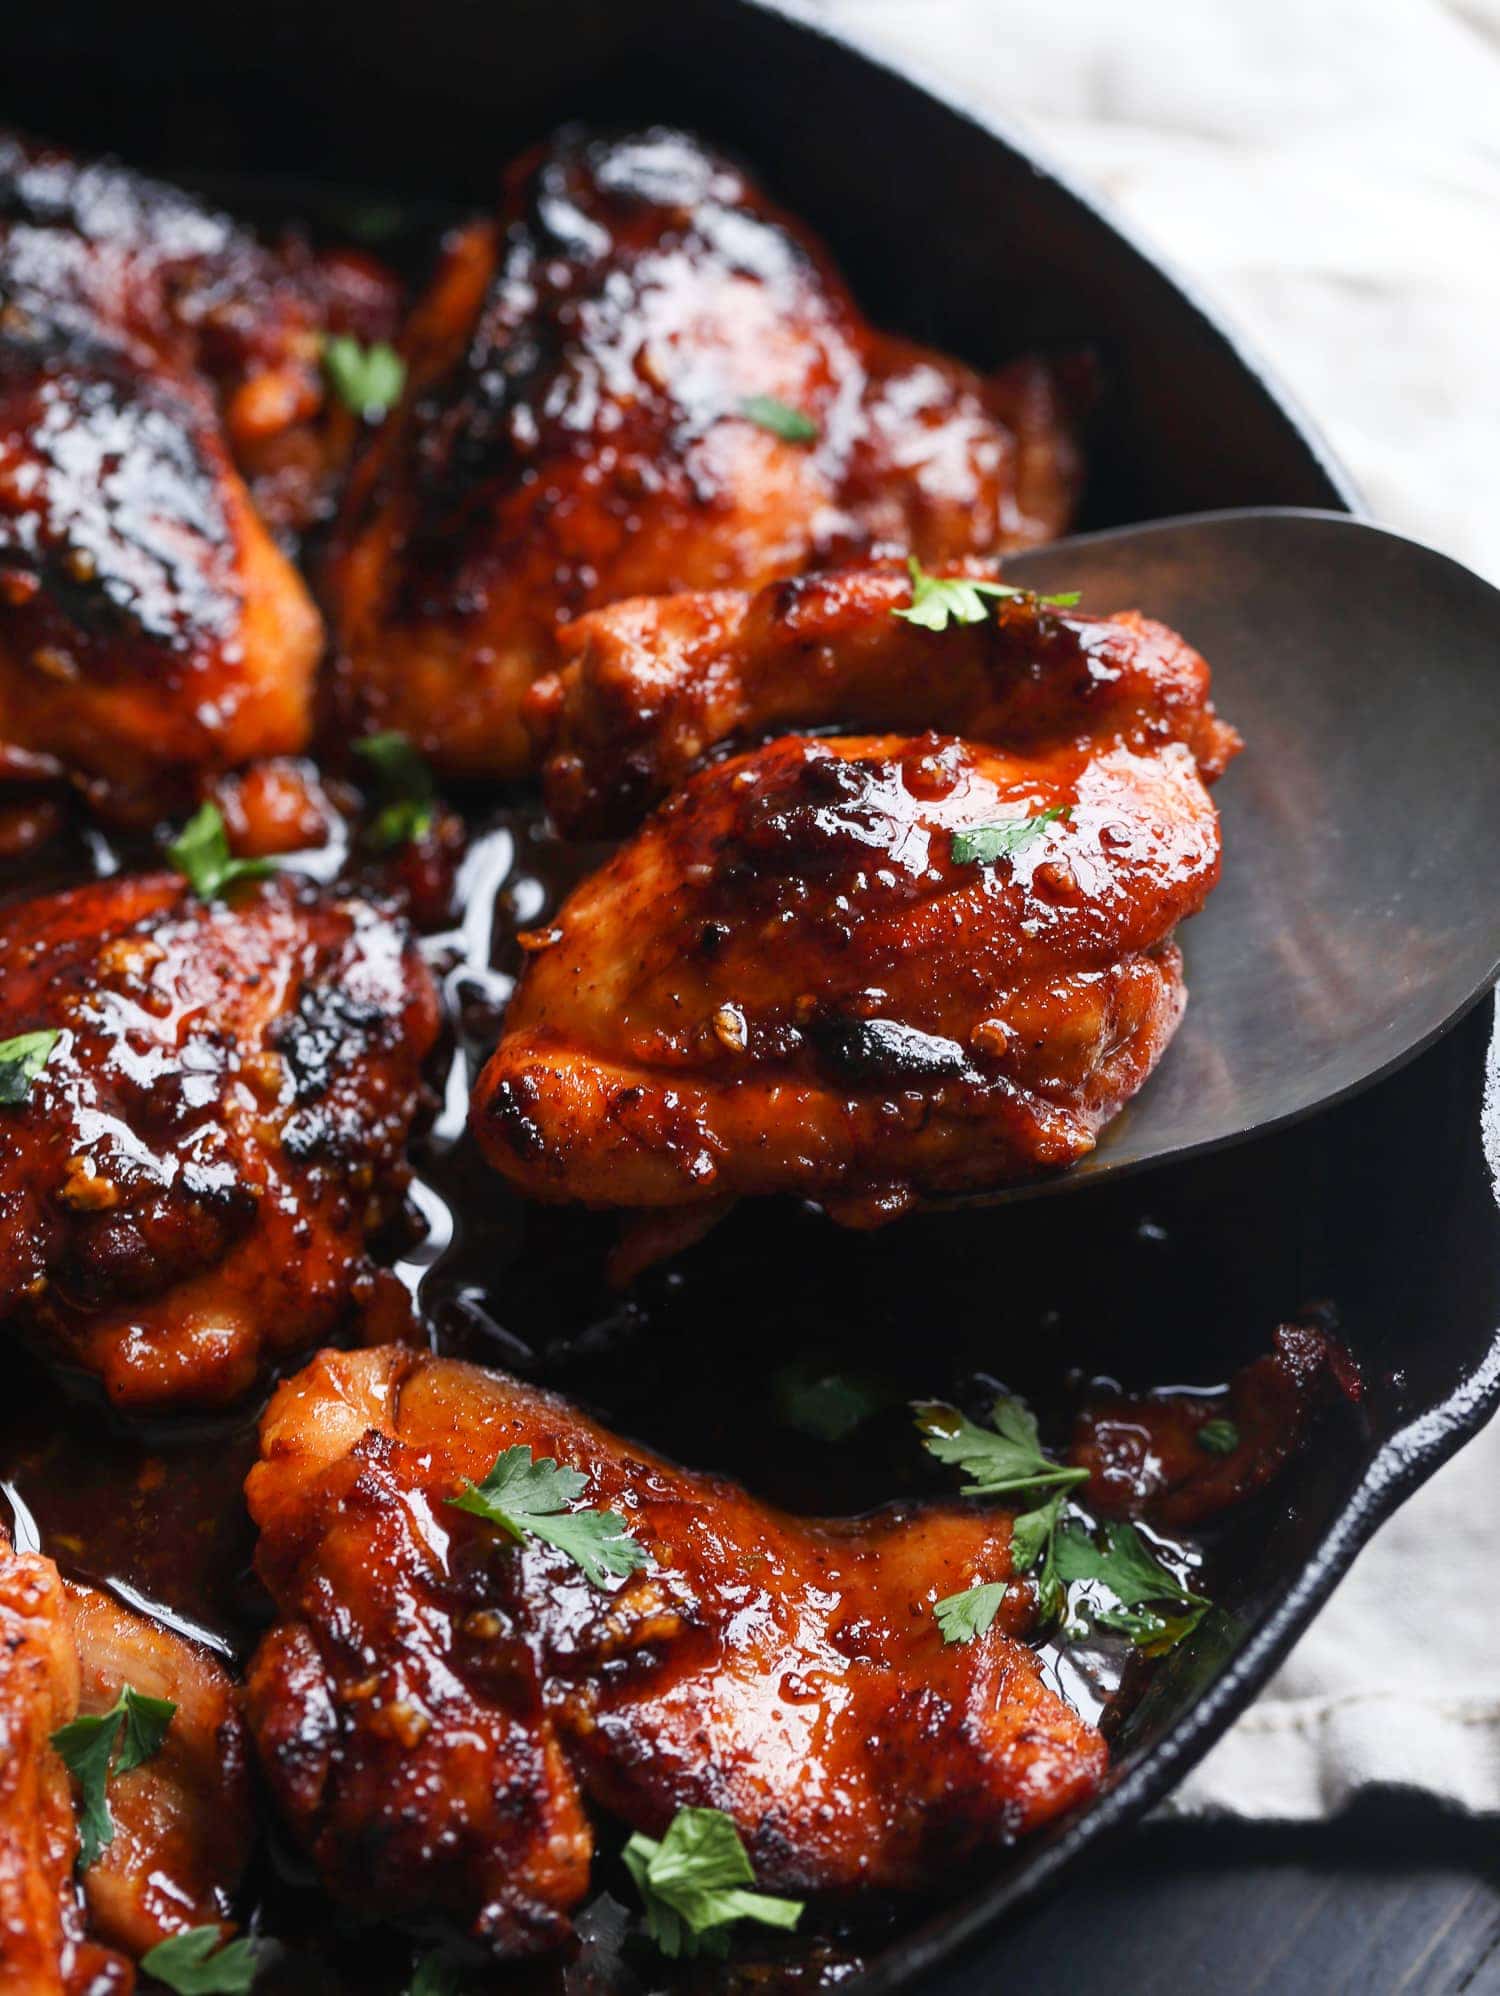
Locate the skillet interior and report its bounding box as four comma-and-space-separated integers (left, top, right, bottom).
3, 1, 1497, 1988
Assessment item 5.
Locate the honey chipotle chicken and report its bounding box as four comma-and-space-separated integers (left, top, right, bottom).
533, 561, 1242, 835
244, 1346, 1105, 1955
329, 126, 1083, 777
1071, 1322, 1358, 1529
0, 1535, 250, 1991
0, 132, 400, 817
473, 729, 1222, 1228
0, 871, 438, 1408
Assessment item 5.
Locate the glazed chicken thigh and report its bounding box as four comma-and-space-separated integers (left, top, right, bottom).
0, 1535, 250, 1991
0, 132, 399, 816
0, 871, 438, 1407
244, 1346, 1105, 1954
0, 1543, 107, 1994
329, 126, 1082, 776
532, 561, 1241, 833
474, 727, 1222, 1227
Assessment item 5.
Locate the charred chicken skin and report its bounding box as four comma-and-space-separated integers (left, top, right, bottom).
0, 131, 399, 817
532, 561, 1241, 835
245, 1346, 1105, 1954
0, 1536, 250, 1991
473, 728, 1221, 1225
329, 126, 1082, 777
0, 872, 439, 1408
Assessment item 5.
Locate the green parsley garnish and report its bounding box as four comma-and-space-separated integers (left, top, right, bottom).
447, 1445, 649, 1589
50, 1685, 176, 1869
919, 1394, 1212, 1651
353, 730, 437, 849
934, 1581, 1008, 1645
1010, 1485, 1077, 1623
920, 1396, 1088, 1638
738, 395, 818, 444
405, 1948, 467, 1996
321, 334, 406, 421
347, 203, 408, 246
773, 1358, 891, 1443
139, 1926, 263, 1994
951, 804, 1071, 868
166, 804, 275, 901
915, 1396, 1088, 1501
0, 1028, 61, 1105
622, 1805, 803, 1959
1054, 1520, 1211, 1653
893, 556, 1080, 632
1197, 1417, 1240, 1456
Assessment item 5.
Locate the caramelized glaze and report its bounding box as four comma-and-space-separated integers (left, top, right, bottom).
475, 732, 1220, 1224
0, 131, 398, 816
245, 1347, 1107, 1954
532, 560, 1240, 836
330, 127, 1083, 776
0, 124, 1352, 1996
0, 871, 439, 1407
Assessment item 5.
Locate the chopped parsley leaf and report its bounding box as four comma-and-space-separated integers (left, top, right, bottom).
139, 1926, 263, 1994
321, 334, 405, 421
166, 804, 275, 901
0, 1028, 60, 1105
1196, 1417, 1240, 1456
405, 1948, 468, 1996
917, 1395, 1087, 1641
353, 730, 437, 850
51, 1685, 176, 1869
951, 804, 1071, 868
773, 1358, 892, 1442
623, 1805, 802, 1958
1055, 1520, 1211, 1653
893, 556, 1080, 631
933, 1581, 1007, 1645
738, 395, 818, 443
914, 1395, 1088, 1501
447, 1444, 649, 1589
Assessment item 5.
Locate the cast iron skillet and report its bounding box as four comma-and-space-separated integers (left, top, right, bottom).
6, 3, 1498, 1991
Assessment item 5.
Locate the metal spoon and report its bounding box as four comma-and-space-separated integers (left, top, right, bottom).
971, 506, 1500, 1198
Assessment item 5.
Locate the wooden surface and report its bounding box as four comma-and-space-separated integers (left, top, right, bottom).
939, 1806, 1500, 1994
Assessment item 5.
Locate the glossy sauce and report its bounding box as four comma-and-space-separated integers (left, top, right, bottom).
0, 795, 1261, 1992
0, 160, 1352, 1996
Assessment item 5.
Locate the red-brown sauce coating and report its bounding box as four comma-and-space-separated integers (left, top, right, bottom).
1071, 1323, 1361, 1528
475, 730, 1220, 1223
0, 132, 398, 817
0, 871, 439, 1407
246, 1347, 1106, 1954
533, 561, 1240, 837
0, 123, 1349, 1996
330, 127, 1083, 777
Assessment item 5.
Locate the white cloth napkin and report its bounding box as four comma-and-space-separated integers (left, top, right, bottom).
792, 0, 1500, 1817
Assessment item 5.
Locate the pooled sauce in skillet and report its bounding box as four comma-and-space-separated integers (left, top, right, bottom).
0, 797, 1355, 1993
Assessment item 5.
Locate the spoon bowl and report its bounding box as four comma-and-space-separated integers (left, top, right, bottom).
975, 506, 1500, 1198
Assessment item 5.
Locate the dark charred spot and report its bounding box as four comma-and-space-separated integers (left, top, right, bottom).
268, 976, 388, 1106
766, 572, 813, 626
717, 745, 907, 896
0, 327, 235, 666
483, 1075, 549, 1162
809, 1015, 979, 1086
